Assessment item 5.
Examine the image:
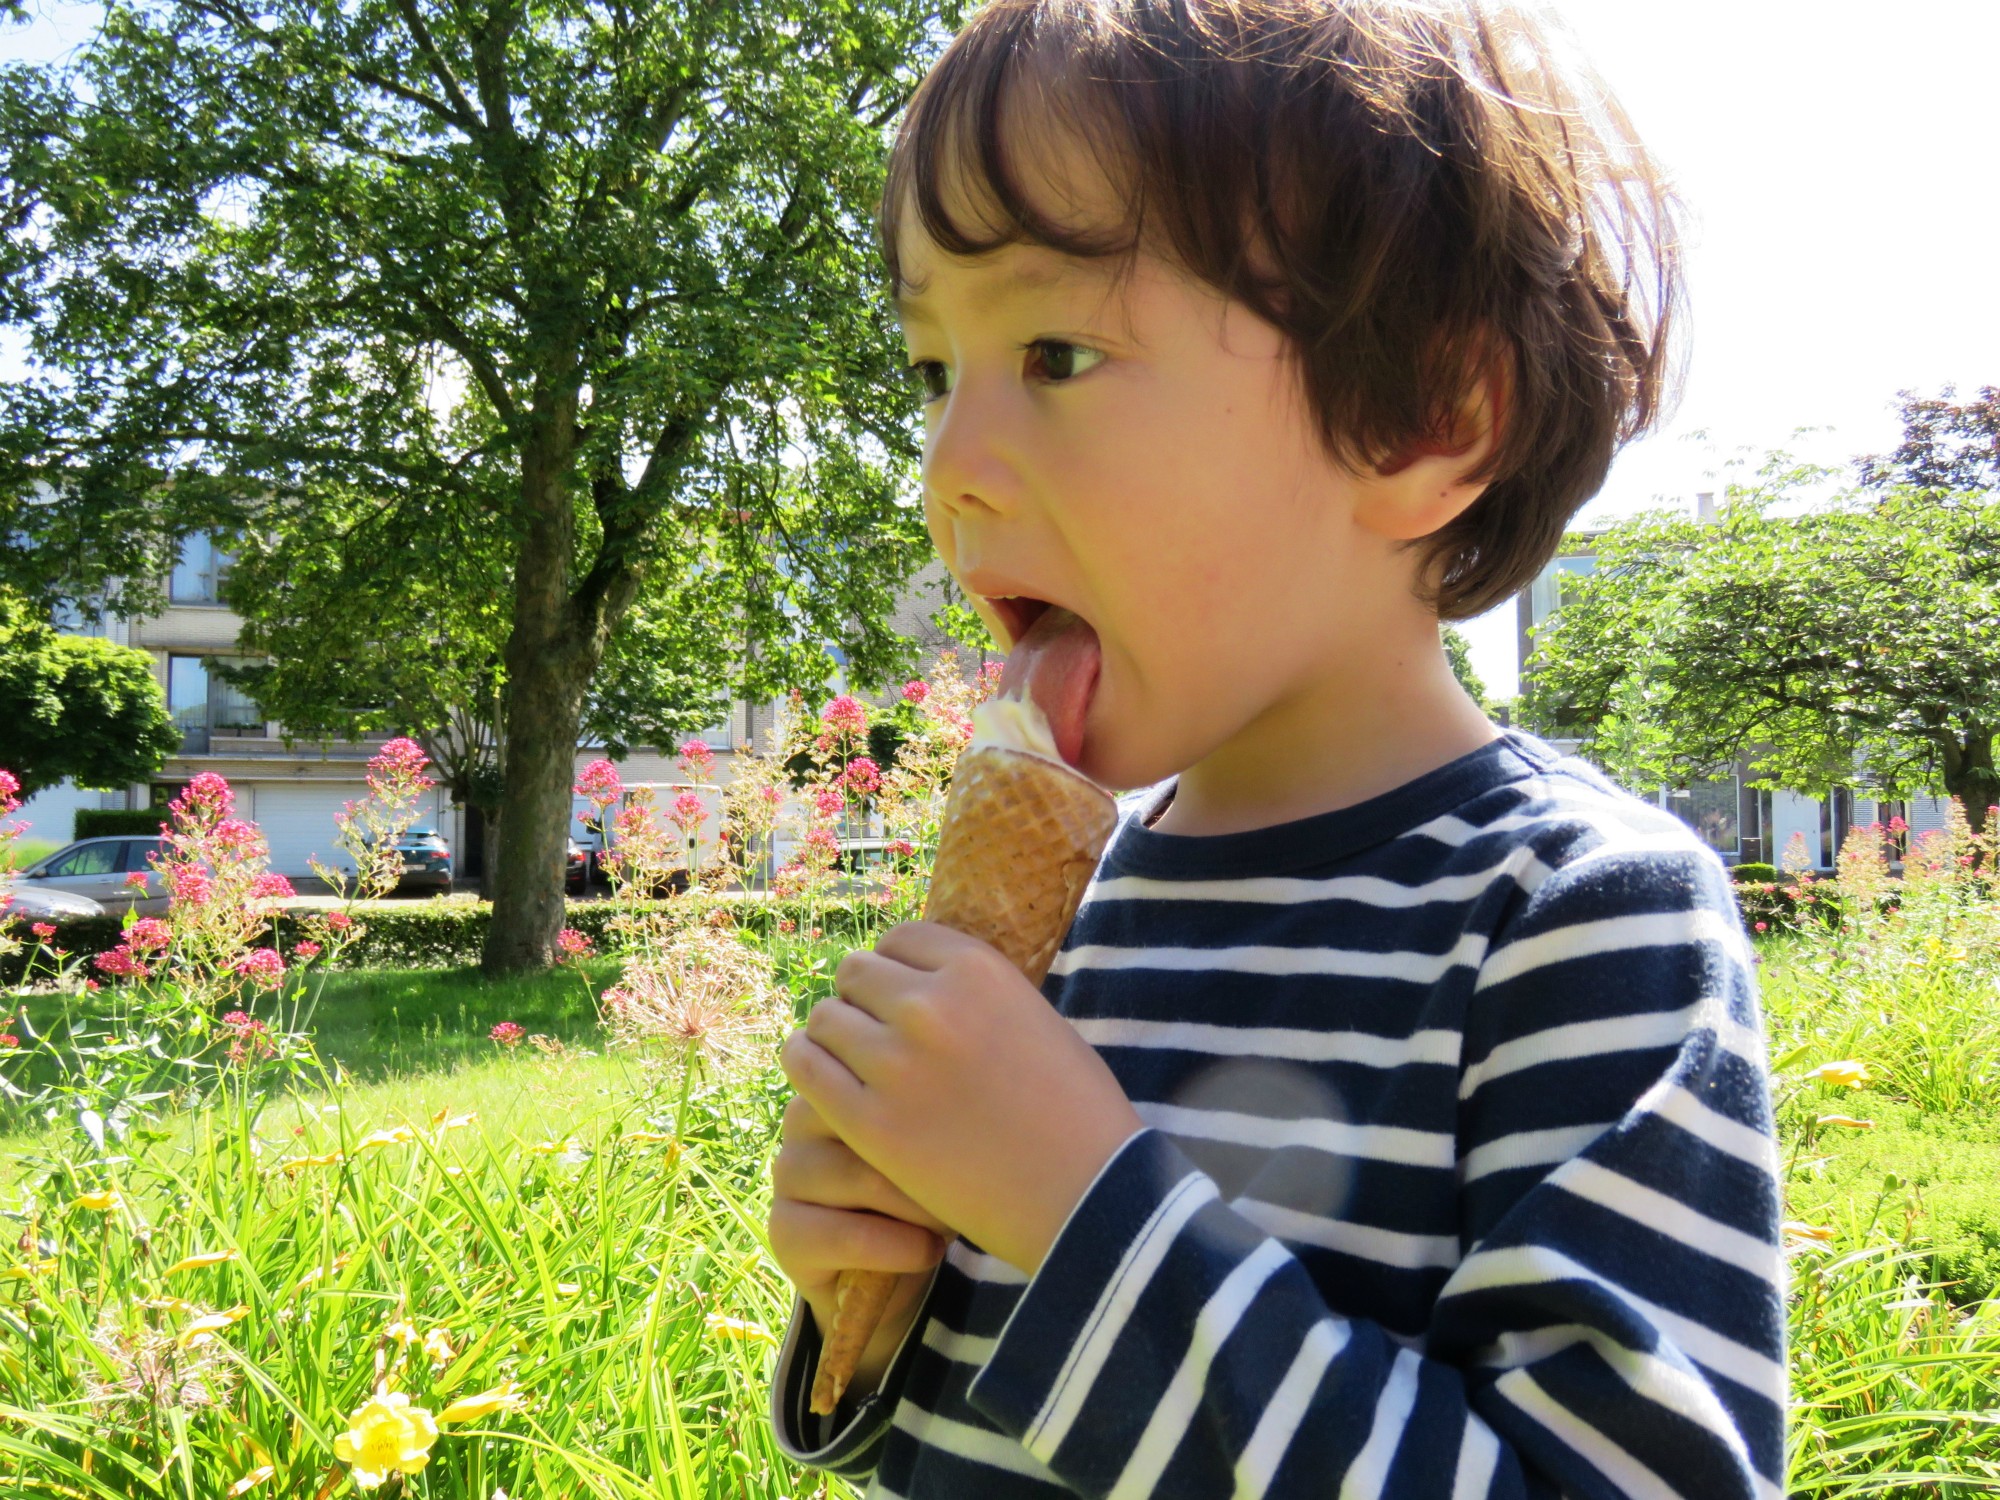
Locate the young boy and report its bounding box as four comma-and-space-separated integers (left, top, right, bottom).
767, 1, 1784, 1495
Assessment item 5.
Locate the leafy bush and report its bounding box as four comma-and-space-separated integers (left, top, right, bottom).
1731, 860, 1779, 883
73, 807, 170, 840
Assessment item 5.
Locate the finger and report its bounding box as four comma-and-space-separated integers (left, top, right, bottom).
781, 1091, 834, 1143
871, 920, 986, 971
768, 1197, 947, 1279
780, 1027, 864, 1126
772, 1136, 952, 1235
802, 994, 893, 1077
833, 947, 920, 1023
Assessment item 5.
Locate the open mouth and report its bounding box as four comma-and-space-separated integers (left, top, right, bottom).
985, 596, 1053, 650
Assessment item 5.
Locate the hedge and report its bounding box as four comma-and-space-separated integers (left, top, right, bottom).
1730, 862, 1779, 884
73, 808, 170, 840
2, 896, 873, 984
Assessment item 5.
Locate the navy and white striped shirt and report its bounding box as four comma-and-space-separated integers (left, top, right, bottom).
771, 731, 1785, 1498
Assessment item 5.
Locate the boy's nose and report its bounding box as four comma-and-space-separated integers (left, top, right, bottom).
921, 376, 1024, 521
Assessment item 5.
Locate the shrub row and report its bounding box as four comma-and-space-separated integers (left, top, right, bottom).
73, 807, 171, 840
2, 896, 874, 983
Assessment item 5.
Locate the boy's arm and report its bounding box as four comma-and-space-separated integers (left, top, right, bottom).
768, 1269, 940, 1477
961, 844, 1785, 1499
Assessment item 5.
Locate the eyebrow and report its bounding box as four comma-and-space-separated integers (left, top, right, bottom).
893, 259, 1110, 326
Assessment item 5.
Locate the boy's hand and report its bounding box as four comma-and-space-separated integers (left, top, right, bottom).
782, 921, 1146, 1278
767, 1093, 950, 1400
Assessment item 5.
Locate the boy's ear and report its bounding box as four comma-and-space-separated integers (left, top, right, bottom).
1350, 343, 1512, 544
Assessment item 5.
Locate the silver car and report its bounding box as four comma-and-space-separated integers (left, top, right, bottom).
12, 836, 170, 916
2, 880, 105, 923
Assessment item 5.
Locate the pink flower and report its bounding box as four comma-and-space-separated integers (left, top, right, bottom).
773, 863, 808, 899
556, 927, 594, 960
1888, 816, 1909, 834
220, 1010, 259, 1032
93, 947, 151, 981
887, 838, 915, 859
251, 872, 296, 901
676, 738, 716, 784
324, 911, 353, 931
221, 1010, 273, 1063
812, 786, 846, 819
0, 1034, 16, 1049
901, 680, 929, 704
212, 818, 262, 852
809, 926, 823, 940
599, 985, 633, 1016
574, 759, 624, 809
29, 922, 56, 940
1754, 920, 1768, 933
820, 695, 868, 738
172, 772, 235, 819
490, 1021, 525, 1047
670, 792, 707, 834
802, 827, 841, 863
124, 917, 172, 954
0, 768, 18, 814
368, 737, 434, 790
292, 939, 322, 960
123, 871, 151, 890
167, 865, 213, 907
84, 979, 99, 992
841, 757, 882, 797
777, 918, 796, 934
233, 948, 287, 988
758, 785, 781, 807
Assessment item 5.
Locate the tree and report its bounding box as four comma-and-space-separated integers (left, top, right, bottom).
0, 589, 179, 798
0, 0, 959, 969
1442, 625, 1486, 708
1523, 449, 2000, 830
1856, 385, 2000, 497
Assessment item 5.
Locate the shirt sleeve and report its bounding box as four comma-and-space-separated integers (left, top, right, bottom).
768, 1270, 941, 1481
962, 842, 1787, 1499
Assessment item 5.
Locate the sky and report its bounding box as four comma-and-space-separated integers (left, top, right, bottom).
6, 0, 1999, 698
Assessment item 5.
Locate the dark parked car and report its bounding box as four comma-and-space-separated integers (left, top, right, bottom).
390, 828, 453, 895
565, 838, 591, 895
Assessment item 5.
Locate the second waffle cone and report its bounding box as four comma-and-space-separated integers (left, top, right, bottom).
806, 743, 1117, 1417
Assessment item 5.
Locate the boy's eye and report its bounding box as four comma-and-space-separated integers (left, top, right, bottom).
1023, 339, 1104, 384
907, 360, 951, 404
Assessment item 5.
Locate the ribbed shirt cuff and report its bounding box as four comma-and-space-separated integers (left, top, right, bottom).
768, 1271, 939, 1476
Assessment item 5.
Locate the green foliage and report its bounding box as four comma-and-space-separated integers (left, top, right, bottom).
1524, 448, 2000, 816
73, 808, 168, 840
1731, 861, 1780, 883
1441, 624, 1487, 707
0, 0, 967, 967
0, 590, 178, 798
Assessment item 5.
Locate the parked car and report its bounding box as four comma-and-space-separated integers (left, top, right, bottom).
2, 880, 106, 923
830, 837, 925, 896
10, 836, 169, 915
565, 838, 591, 895
389, 828, 453, 895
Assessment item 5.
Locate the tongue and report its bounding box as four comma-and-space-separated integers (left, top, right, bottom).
996, 606, 1101, 769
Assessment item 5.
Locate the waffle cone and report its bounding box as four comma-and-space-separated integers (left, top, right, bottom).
808, 744, 1116, 1416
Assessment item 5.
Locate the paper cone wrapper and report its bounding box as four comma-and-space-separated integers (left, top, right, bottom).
808, 744, 1117, 1416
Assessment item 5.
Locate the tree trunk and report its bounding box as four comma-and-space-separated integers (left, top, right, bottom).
482, 413, 599, 973
1937, 724, 1996, 836
479, 802, 503, 896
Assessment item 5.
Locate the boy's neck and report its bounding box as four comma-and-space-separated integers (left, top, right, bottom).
1147, 633, 1502, 839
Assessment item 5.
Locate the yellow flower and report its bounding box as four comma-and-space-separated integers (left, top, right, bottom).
225, 1465, 275, 1496
292, 1252, 354, 1293
1808, 1060, 1870, 1089
436, 1380, 528, 1426
554, 1281, 581, 1296
385, 1319, 420, 1347
704, 1312, 777, 1345
4, 1258, 56, 1280
68, 1190, 124, 1213
1783, 1221, 1835, 1243
430, 1109, 478, 1132
422, 1326, 456, 1365
177, 1303, 249, 1348
138, 1296, 196, 1314
1816, 1114, 1875, 1129
275, 1151, 344, 1176
352, 1125, 416, 1155
333, 1391, 438, 1490
526, 1139, 572, 1155
165, 1248, 242, 1275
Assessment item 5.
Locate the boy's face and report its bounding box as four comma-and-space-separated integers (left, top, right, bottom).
894, 136, 1441, 794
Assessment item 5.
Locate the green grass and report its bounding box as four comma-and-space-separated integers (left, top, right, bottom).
2, 838, 60, 869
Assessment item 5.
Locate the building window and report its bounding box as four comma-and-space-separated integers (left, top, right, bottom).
1670, 774, 1741, 858
1526, 555, 1597, 631
167, 655, 265, 752
169, 534, 234, 604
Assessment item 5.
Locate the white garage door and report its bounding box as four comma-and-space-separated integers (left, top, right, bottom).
255, 783, 367, 879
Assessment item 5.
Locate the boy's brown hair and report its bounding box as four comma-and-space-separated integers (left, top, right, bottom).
880, 0, 1684, 620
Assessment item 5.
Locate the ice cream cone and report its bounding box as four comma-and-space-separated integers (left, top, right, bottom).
808, 740, 1116, 1416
